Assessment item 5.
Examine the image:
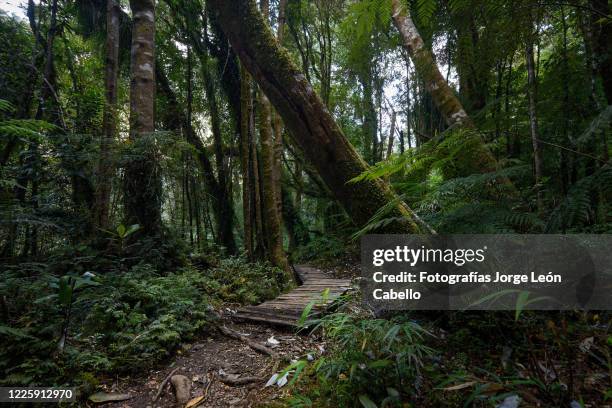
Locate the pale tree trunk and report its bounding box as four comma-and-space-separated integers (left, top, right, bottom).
207, 0, 425, 233
391, 0, 470, 128
124, 0, 161, 235
391, 0, 514, 185
525, 33, 544, 213
95, 0, 120, 231
258, 0, 291, 276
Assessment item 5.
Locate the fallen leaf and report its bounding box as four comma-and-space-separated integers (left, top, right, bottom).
265, 373, 279, 387
185, 395, 204, 408
88, 392, 132, 403
443, 381, 476, 391
266, 336, 280, 348
579, 337, 594, 353
496, 394, 520, 408
276, 372, 290, 387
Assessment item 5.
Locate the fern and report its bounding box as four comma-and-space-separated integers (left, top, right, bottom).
413, 0, 437, 27
546, 165, 612, 233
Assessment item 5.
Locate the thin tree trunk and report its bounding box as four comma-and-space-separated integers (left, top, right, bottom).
360, 72, 377, 164
386, 110, 397, 159
251, 102, 265, 258
525, 34, 544, 213
156, 65, 237, 252
94, 0, 120, 231
208, 0, 425, 233
124, 0, 161, 235
201, 19, 237, 255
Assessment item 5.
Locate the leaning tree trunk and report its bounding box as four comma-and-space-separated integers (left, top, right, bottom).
391, 0, 514, 183
207, 0, 424, 233
124, 0, 161, 235
391, 0, 470, 128
94, 0, 120, 231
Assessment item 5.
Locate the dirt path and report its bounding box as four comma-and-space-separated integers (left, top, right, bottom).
100, 264, 356, 407
103, 318, 325, 408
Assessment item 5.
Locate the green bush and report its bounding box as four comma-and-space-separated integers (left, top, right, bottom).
204, 256, 285, 304
287, 313, 435, 407
0, 249, 280, 388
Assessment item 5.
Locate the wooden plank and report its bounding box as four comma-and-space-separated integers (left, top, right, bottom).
232, 265, 351, 327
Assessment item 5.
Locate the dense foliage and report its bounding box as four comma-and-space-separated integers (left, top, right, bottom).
0, 0, 610, 406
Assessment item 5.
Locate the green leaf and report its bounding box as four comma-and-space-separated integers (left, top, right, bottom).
57, 276, 73, 306
0, 325, 35, 339
298, 300, 316, 327
358, 394, 378, 408
125, 224, 140, 237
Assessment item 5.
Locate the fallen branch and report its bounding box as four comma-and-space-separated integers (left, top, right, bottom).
219, 376, 263, 386
153, 367, 179, 401
218, 325, 279, 358
202, 372, 214, 403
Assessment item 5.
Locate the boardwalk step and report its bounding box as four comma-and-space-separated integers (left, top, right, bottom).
233, 265, 352, 327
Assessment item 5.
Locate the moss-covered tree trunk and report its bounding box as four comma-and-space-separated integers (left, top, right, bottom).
124, 0, 161, 235
207, 0, 423, 233
391, 0, 471, 129
258, 0, 291, 277
94, 0, 120, 231
240, 66, 254, 259
391, 0, 516, 185
200, 60, 237, 254
272, 0, 287, 227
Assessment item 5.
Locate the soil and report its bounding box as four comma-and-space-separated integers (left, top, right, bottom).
102, 316, 327, 408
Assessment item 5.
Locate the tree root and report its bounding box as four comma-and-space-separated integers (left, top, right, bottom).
218, 325, 279, 358
219, 375, 263, 386
153, 367, 179, 401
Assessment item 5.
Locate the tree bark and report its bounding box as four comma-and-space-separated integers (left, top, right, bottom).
240, 66, 254, 259
386, 110, 397, 159
589, 0, 612, 105
391, 0, 516, 187
391, 0, 470, 129
200, 16, 237, 255
258, 0, 291, 276
207, 0, 423, 233
124, 0, 161, 235
94, 0, 120, 231
272, 0, 287, 228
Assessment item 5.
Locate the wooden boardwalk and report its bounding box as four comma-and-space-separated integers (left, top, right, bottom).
232, 265, 352, 327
